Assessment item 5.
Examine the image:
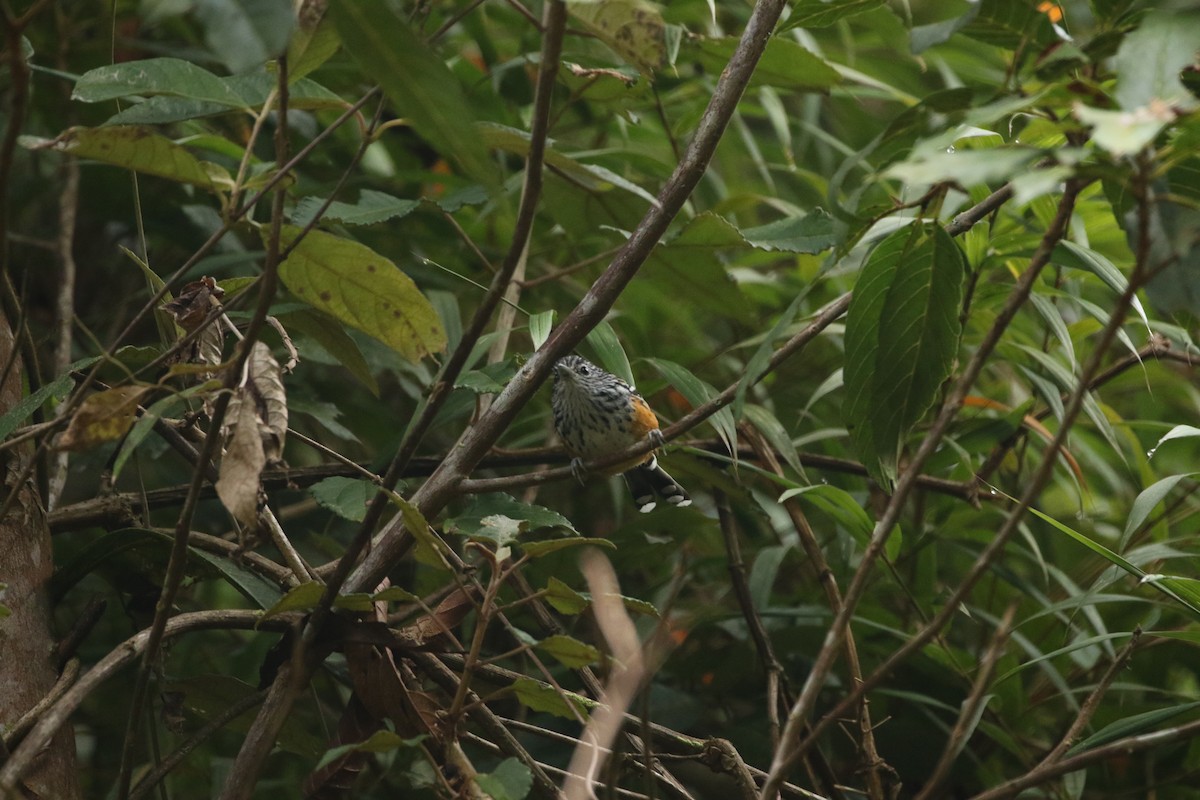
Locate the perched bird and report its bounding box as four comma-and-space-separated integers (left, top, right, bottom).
551, 354, 691, 513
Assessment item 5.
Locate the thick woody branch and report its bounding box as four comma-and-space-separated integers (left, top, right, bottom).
345, 0, 793, 594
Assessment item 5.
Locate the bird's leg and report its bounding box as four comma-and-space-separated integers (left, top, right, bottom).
570, 457, 588, 485
648, 428, 665, 451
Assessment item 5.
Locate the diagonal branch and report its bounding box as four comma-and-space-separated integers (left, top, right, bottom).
344, 0, 794, 595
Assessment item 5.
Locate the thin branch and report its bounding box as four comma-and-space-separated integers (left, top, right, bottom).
913, 604, 1016, 800
128, 690, 268, 800
759, 180, 1084, 798
1035, 627, 1142, 769
0, 611, 288, 790
344, 0, 794, 596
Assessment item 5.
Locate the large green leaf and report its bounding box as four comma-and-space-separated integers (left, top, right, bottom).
73, 57, 245, 105
566, 0, 665, 75
1114, 9, 1200, 112
694, 36, 841, 91
275, 227, 446, 362
22, 126, 216, 188
844, 224, 966, 488
329, 0, 496, 191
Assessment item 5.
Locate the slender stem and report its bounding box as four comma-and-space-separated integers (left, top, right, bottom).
759, 180, 1084, 799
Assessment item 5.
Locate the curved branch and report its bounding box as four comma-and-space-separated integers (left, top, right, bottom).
0, 611, 287, 791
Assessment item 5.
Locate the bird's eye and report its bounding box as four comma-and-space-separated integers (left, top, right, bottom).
578, 365, 590, 376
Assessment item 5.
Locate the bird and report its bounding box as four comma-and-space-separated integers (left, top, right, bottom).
551, 354, 691, 513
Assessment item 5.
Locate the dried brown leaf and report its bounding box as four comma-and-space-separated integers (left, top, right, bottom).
398, 586, 477, 649
215, 393, 265, 527
57, 386, 150, 452
225, 342, 289, 465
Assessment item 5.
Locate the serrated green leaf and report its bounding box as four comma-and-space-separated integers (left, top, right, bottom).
844, 225, 966, 489
292, 190, 418, 227
310, 476, 378, 522
741, 210, 838, 253
330, 1, 496, 191
275, 227, 446, 362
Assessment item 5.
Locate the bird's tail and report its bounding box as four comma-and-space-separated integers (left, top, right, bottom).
623, 456, 691, 513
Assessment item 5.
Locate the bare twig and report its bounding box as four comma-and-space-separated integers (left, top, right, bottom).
344, 0, 795, 596
759, 181, 1084, 798
0, 610, 288, 790
913, 604, 1016, 800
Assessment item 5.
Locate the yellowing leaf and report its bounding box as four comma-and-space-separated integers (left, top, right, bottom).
23, 126, 215, 188
57, 386, 149, 452
276, 228, 446, 362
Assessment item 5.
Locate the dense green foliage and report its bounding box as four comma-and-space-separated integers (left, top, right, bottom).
3, 0, 1200, 797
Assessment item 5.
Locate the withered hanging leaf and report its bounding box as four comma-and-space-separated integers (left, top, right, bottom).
225, 342, 289, 465
216, 392, 266, 528
162, 276, 227, 379
397, 586, 477, 649
57, 386, 150, 452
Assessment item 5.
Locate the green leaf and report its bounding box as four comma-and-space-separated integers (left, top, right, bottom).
444, 494, 578, 540
313, 730, 427, 772
748, 544, 789, 610
112, 382, 217, 481
0, 356, 98, 440
646, 358, 738, 461
512, 678, 595, 719
537, 634, 602, 668
782, 0, 884, 29
586, 321, 635, 386
260, 582, 324, 620
1073, 104, 1169, 157
22, 126, 215, 188
477, 123, 658, 207
529, 310, 554, 351
520, 537, 617, 558
566, 0, 665, 75
844, 224, 966, 489
277, 308, 380, 396
330, 1, 497, 191
73, 58, 245, 105
1067, 701, 1200, 757
275, 227, 446, 362
694, 36, 840, 92
1114, 10, 1200, 112
476, 758, 533, 800
1121, 474, 1198, 550
544, 577, 589, 615
194, 0, 296, 74
291, 190, 419, 227
310, 476, 378, 522
741, 210, 838, 254
1148, 425, 1200, 457
742, 404, 803, 477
